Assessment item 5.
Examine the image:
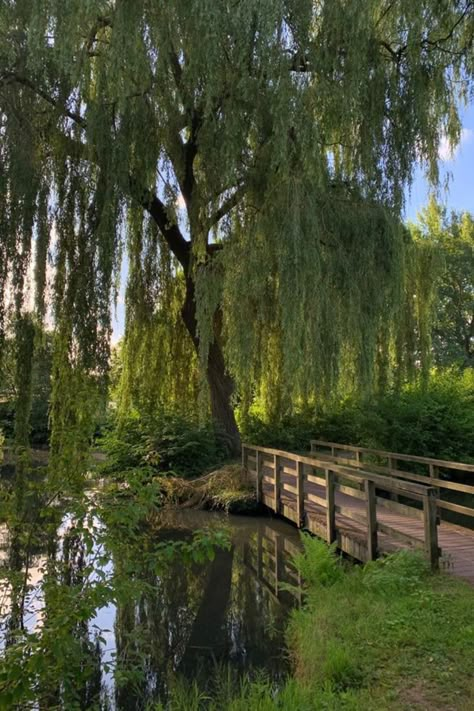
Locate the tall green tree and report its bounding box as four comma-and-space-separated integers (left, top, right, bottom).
412, 199, 474, 367
1, 1, 473, 454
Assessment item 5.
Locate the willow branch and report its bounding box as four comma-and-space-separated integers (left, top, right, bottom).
0, 72, 87, 128
206, 184, 246, 230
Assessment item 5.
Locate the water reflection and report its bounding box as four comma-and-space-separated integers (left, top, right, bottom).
0, 504, 302, 709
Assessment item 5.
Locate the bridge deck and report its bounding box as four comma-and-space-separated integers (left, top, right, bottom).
243, 443, 474, 586
269, 473, 474, 585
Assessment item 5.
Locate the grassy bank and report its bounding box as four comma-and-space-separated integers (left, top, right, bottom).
165, 538, 474, 710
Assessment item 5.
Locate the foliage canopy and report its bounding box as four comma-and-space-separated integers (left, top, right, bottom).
1, 1, 473, 452
411, 198, 474, 368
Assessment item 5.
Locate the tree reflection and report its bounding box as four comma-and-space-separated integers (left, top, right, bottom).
0, 490, 300, 709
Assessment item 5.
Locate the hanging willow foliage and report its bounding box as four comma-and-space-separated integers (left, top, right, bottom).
0, 0, 473, 458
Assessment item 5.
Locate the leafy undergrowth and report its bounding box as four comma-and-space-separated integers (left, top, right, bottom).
242, 368, 474, 464
163, 539, 474, 710
286, 538, 474, 710
159, 463, 257, 514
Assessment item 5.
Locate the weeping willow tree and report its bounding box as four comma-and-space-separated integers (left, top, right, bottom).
0, 1, 473, 457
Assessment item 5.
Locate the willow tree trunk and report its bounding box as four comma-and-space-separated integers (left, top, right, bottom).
181, 277, 241, 456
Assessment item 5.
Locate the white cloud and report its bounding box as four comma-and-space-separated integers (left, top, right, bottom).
176, 193, 186, 209
438, 127, 473, 162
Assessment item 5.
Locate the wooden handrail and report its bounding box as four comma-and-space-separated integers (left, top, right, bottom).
243, 443, 440, 570
243, 443, 433, 498
309, 439, 474, 523
310, 439, 474, 473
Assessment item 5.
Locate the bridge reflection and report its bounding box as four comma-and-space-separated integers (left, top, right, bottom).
243, 521, 302, 607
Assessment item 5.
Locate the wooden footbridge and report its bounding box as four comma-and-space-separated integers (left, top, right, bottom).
242, 440, 474, 584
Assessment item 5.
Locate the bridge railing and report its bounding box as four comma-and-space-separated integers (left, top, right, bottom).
310, 439, 474, 525
242, 443, 440, 570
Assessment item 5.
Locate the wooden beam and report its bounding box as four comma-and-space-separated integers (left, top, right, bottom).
365, 479, 378, 561
274, 454, 281, 514
256, 450, 263, 503
309, 439, 474, 473
296, 460, 305, 528
326, 469, 336, 544
377, 522, 424, 549
423, 488, 440, 571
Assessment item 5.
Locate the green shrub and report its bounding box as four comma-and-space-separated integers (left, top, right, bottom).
293, 535, 344, 588
362, 549, 430, 595
100, 411, 233, 478
242, 369, 474, 463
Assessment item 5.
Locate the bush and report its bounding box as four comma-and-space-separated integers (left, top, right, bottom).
100, 411, 233, 478
293, 535, 344, 589
242, 369, 474, 463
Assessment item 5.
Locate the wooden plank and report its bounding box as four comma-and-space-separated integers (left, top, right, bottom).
334, 504, 366, 524
377, 521, 424, 549
335, 483, 366, 501
310, 439, 474, 473
256, 450, 263, 503
282, 465, 297, 476
312, 450, 474, 494
305, 515, 328, 542
282, 482, 298, 495
354, 462, 474, 496
375, 495, 424, 521
365, 479, 377, 560
305, 492, 327, 508
262, 494, 276, 509
306, 473, 326, 486
281, 504, 299, 525
437, 499, 474, 519
244, 444, 431, 497
423, 489, 440, 571
311, 452, 365, 469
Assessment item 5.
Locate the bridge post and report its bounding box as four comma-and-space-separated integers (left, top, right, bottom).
325, 469, 336, 544
274, 454, 281, 514
241, 445, 247, 482
296, 460, 305, 528
365, 479, 378, 560
423, 488, 439, 571
256, 450, 263, 503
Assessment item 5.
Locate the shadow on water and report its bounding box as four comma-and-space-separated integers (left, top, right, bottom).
0, 499, 302, 709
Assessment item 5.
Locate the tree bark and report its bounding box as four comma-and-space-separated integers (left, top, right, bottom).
181, 277, 241, 456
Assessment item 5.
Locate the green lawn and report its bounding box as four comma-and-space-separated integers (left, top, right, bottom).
164, 539, 474, 710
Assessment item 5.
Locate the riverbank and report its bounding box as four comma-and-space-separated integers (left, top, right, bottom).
166, 537, 474, 710
158, 463, 258, 513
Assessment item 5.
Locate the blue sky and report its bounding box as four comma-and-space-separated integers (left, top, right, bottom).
112, 103, 474, 342
404, 102, 474, 221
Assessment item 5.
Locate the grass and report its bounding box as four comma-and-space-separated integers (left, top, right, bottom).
161, 538, 474, 710
287, 539, 474, 710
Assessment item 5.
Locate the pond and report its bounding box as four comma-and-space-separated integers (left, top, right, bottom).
0, 499, 302, 709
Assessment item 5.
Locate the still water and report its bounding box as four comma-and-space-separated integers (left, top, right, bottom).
0, 504, 302, 708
